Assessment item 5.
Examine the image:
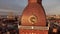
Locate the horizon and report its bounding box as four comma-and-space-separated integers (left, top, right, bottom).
0, 0, 60, 15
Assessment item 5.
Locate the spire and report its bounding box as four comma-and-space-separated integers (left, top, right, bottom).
28, 0, 37, 3
21, 0, 46, 26
37, 0, 42, 4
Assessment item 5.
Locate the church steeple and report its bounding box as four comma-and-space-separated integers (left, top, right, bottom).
19, 0, 48, 34
28, 0, 37, 3
37, 0, 42, 4
21, 0, 46, 26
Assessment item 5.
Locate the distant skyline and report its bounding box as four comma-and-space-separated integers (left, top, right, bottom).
0, 0, 60, 15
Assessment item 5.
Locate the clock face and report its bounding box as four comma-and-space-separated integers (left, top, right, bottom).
28, 15, 37, 24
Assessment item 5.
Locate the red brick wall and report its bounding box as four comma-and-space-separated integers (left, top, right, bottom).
19, 29, 48, 34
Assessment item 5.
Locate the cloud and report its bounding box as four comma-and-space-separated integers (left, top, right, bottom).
42, 0, 60, 15
0, 0, 60, 15
0, 0, 27, 15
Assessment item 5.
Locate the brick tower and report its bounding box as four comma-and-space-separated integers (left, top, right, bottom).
19, 0, 49, 34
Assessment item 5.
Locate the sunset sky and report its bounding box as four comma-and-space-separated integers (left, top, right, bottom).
0, 0, 60, 15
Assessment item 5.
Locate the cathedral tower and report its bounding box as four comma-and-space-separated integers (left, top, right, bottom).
19, 0, 48, 34
21, 0, 46, 26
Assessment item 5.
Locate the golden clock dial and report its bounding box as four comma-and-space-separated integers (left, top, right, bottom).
28, 15, 37, 24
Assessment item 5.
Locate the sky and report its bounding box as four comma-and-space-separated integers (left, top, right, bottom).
0, 0, 60, 15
